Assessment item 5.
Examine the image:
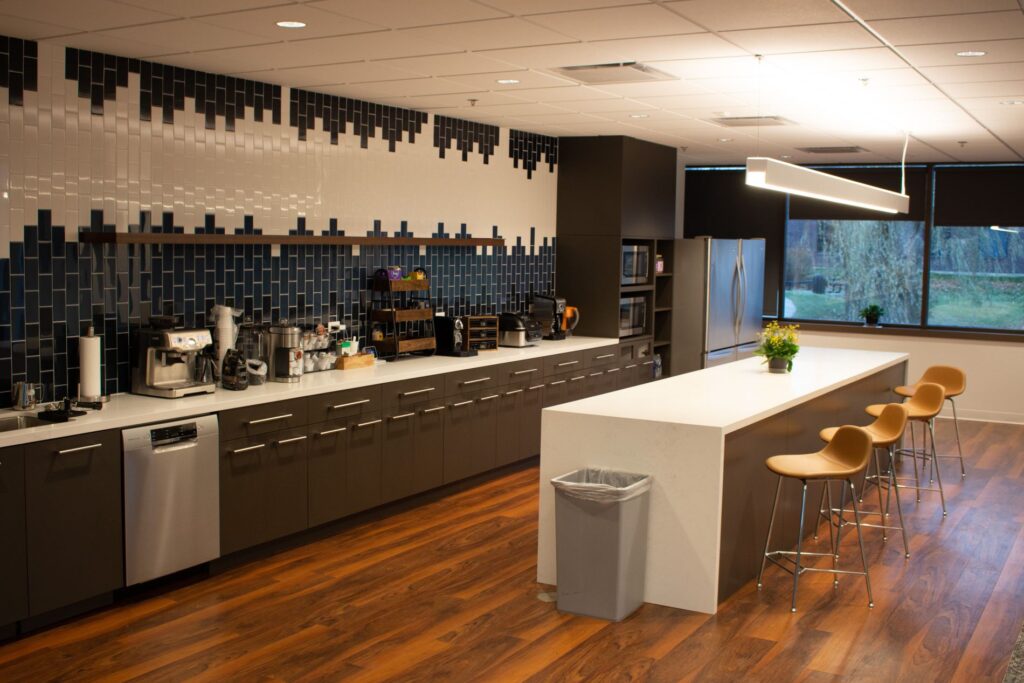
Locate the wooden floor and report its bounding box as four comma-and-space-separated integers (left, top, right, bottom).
0, 418, 1022, 682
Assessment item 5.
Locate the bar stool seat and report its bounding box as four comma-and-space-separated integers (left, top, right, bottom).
864, 401, 937, 421
894, 365, 968, 479
758, 425, 875, 613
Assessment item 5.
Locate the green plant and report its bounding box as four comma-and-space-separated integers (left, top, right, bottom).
754, 321, 800, 371
859, 304, 885, 324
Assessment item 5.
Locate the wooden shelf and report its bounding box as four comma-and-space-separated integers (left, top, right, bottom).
79, 232, 504, 248
621, 284, 655, 294
376, 279, 431, 292
655, 307, 672, 313
371, 308, 434, 323
653, 340, 671, 348
656, 272, 673, 277
375, 336, 437, 355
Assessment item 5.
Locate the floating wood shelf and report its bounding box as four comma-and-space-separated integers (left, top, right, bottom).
371, 308, 434, 323
78, 232, 504, 248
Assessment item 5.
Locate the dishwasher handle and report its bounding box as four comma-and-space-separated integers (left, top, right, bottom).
153, 441, 199, 455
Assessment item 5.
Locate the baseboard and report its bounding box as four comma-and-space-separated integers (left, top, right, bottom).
935, 410, 1024, 425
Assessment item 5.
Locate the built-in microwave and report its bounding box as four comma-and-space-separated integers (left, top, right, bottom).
619, 296, 647, 338
621, 245, 650, 285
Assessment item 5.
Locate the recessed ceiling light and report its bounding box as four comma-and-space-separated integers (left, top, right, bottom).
1000, 99, 1024, 105
629, 113, 649, 119
276, 20, 306, 29
780, 154, 792, 159
956, 50, 987, 57
496, 78, 520, 85
718, 137, 732, 143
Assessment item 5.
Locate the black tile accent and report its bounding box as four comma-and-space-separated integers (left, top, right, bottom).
434, 115, 499, 164
290, 88, 427, 151
1, 35, 39, 106
509, 129, 558, 179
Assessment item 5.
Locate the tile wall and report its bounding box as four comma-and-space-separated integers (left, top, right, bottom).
0, 36, 559, 405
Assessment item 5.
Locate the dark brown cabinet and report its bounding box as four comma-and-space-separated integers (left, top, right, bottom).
25, 431, 123, 617
444, 392, 497, 482
495, 388, 522, 468
0, 445, 27, 627
264, 431, 309, 543
382, 402, 445, 503
307, 422, 349, 528
585, 369, 617, 397
346, 414, 383, 515
521, 383, 544, 459
544, 376, 571, 408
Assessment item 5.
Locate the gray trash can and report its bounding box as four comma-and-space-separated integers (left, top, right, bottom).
551, 467, 652, 621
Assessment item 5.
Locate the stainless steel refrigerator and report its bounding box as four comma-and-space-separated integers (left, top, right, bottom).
674, 237, 766, 372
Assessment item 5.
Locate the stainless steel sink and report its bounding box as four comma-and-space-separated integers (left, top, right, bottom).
0, 414, 47, 432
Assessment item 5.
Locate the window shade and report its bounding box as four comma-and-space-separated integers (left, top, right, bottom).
934, 166, 1024, 227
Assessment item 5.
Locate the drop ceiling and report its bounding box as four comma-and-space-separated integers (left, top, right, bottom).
2, 0, 1024, 164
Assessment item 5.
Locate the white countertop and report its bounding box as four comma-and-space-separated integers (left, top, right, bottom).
0, 336, 617, 448
546, 346, 908, 434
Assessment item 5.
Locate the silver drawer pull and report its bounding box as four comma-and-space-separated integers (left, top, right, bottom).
548, 380, 566, 386
606, 368, 621, 373
231, 443, 265, 454
513, 368, 539, 375
390, 412, 415, 421
626, 364, 638, 369
332, 399, 370, 409
318, 427, 347, 436
399, 387, 435, 397
277, 435, 307, 445
461, 377, 491, 385
451, 400, 474, 408
355, 419, 383, 428
595, 353, 615, 360
643, 360, 654, 366
57, 442, 103, 455
589, 372, 603, 377
556, 360, 579, 367
528, 384, 545, 391
247, 413, 293, 425
479, 394, 500, 401
422, 406, 446, 414
570, 376, 586, 382
504, 389, 523, 396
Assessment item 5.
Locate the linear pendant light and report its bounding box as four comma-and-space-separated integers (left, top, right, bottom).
745, 157, 910, 214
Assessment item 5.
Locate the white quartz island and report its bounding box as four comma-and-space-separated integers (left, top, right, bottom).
537, 346, 908, 614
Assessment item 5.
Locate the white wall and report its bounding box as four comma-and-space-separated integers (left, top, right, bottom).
801, 330, 1024, 424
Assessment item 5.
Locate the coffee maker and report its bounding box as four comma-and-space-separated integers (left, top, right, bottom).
530, 294, 572, 340
131, 324, 217, 398
267, 323, 304, 383
434, 315, 477, 357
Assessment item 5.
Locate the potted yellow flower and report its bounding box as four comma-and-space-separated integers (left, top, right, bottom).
754, 321, 800, 373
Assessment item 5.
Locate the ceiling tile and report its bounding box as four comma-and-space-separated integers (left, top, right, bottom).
113, 0, 289, 18
900, 39, 1024, 68
721, 23, 881, 55
636, 92, 749, 109
922, 61, 1024, 84
511, 111, 613, 125
329, 77, 480, 99
443, 70, 577, 90
842, 0, 1019, 21
232, 61, 422, 86
405, 91, 523, 108
309, 0, 507, 29
503, 85, 619, 102
374, 52, 520, 77
527, 5, 703, 41
472, 101, 579, 116
664, 0, 849, 31
594, 109, 693, 122
942, 79, 1024, 97
198, 5, 383, 39
552, 98, 655, 113
0, 0, 174, 31
97, 20, 273, 54
587, 79, 714, 98
767, 47, 906, 73
398, 17, 575, 51
0, 12, 77, 38
60, 31, 177, 58
475, 0, 647, 16
870, 11, 1024, 46
590, 33, 749, 62
476, 42, 624, 69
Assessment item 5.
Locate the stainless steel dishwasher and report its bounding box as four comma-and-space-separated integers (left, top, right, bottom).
122, 414, 220, 586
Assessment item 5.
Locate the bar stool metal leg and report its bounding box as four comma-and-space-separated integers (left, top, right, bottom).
832, 481, 847, 588
951, 398, 966, 479
848, 479, 875, 608
909, 422, 921, 501
757, 476, 783, 590
888, 445, 910, 558
928, 418, 948, 517
791, 480, 809, 613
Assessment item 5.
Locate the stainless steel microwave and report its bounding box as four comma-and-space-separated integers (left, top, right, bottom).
621, 245, 650, 285
619, 296, 646, 337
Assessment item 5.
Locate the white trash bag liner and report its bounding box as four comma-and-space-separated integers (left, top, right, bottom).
551, 468, 652, 504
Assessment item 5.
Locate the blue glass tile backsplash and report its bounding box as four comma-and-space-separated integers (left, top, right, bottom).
0, 210, 556, 407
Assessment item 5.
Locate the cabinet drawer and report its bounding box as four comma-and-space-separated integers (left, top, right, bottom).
384, 376, 445, 410
445, 367, 500, 396
543, 351, 583, 377
308, 385, 381, 424
584, 347, 619, 369
220, 398, 308, 440
497, 359, 544, 385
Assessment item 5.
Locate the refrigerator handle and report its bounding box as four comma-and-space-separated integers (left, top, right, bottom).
738, 245, 747, 340
733, 251, 743, 342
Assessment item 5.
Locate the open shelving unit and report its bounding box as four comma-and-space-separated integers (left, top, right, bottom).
369, 274, 437, 359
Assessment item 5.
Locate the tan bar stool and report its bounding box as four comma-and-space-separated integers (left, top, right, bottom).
866, 382, 947, 517
757, 426, 875, 613
895, 366, 968, 479
816, 404, 911, 559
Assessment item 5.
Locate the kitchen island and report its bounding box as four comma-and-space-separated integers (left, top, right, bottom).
537, 346, 908, 614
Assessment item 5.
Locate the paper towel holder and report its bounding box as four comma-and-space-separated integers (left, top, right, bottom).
78, 326, 109, 404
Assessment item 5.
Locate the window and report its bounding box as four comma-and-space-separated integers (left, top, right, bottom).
928, 226, 1024, 331
783, 219, 924, 324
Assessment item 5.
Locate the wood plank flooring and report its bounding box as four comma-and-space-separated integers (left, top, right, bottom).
0, 418, 1021, 682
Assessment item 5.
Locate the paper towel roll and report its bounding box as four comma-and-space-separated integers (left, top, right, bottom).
79, 331, 102, 399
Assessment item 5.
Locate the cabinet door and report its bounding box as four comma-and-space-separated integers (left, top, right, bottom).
263, 429, 308, 543
443, 397, 479, 483
414, 403, 446, 493
618, 363, 640, 390
567, 373, 589, 402
220, 437, 269, 555
543, 377, 570, 408
521, 383, 544, 460
25, 431, 123, 617
346, 414, 383, 515
382, 409, 417, 503
587, 369, 618, 397
494, 389, 523, 468
473, 392, 499, 475
0, 446, 27, 626
307, 423, 348, 528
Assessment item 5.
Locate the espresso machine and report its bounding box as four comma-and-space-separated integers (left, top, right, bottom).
530, 294, 578, 340
131, 323, 217, 398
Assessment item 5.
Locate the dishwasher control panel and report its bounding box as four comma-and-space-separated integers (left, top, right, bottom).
150, 422, 198, 447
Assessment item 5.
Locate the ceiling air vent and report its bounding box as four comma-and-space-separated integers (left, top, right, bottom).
553, 62, 675, 85
796, 145, 868, 154
710, 115, 794, 127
